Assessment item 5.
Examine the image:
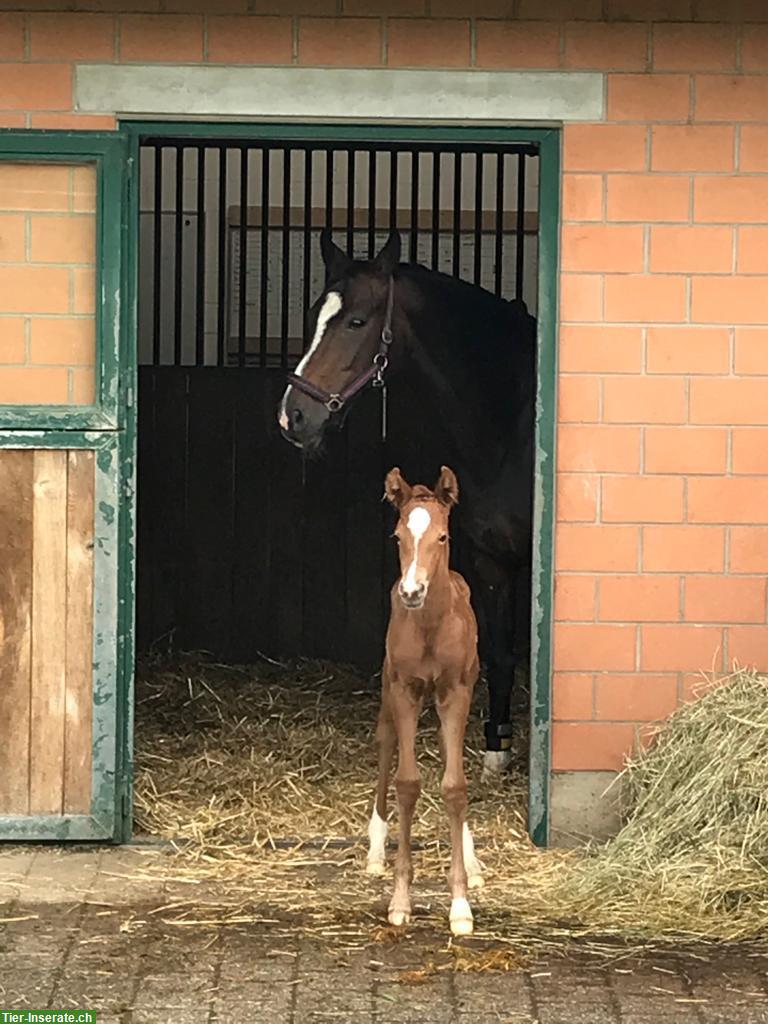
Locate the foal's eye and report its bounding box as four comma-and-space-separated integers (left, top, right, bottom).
439, 534, 448, 543
349, 318, 366, 329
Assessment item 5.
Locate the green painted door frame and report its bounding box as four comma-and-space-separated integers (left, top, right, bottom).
121, 120, 559, 847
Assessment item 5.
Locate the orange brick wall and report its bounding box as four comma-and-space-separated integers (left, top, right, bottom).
1, 2, 767, 772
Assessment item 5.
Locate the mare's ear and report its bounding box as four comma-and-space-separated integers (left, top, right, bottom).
384, 467, 412, 508
373, 230, 401, 277
434, 465, 459, 507
320, 228, 352, 282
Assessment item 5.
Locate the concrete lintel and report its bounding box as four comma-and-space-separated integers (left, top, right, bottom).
550, 770, 624, 848
75, 65, 604, 123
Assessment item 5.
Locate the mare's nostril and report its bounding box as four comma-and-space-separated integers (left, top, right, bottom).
291, 408, 304, 428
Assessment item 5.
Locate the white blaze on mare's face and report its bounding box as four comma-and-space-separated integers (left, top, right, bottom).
278, 290, 343, 430
401, 505, 431, 597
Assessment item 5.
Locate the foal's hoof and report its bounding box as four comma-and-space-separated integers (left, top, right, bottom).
467, 872, 485, 890
388, 909, 411, 927
365, 860, 386, 877
449, 897, 474, 936
482, 750, 512, 777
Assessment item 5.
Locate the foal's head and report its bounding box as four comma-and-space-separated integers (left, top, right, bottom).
385, 466, 459, 611
278, 229, 402, 453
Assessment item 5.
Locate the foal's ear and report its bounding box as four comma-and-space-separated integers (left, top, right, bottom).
320, 228, 352, 282
384, 467, 412, 508
434, 465, 459, 507
373, 230, 401, 277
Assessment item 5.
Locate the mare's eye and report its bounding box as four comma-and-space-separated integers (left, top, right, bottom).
349, 318, 366, 329
439, 534, 448, 543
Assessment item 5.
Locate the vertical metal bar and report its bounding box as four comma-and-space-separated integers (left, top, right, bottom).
494, 151, 505, 298
516, 152, 527, 299
410, 150, 419, 263
473, 151, 483, 286
195, 146, 205, 365
259, 146, 270, 368
346, 148, 355, 255
367, 150, 377, 257
302, 148, 313, 354
389, 149, 398, 233
216, 147, 227, 367
281, 147, 291, 368
152, 145, 163, 365
173, 145, 184, 365
452, 151, 462, 278
325, 147, 334, 230
431, 151, 441, 270
238, 146, 248, 368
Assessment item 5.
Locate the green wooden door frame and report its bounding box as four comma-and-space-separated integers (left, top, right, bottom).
120, 120, 559, 847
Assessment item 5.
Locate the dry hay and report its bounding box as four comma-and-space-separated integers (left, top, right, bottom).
134, 655, 768, 956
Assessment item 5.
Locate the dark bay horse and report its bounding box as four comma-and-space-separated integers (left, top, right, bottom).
278, 230, 535, 772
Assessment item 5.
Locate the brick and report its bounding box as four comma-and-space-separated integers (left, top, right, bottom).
552, 722, 635, 771
696, 75, 768, 122
0, 164, 70, 212
70, 367, 95, 405
0, 64, 71, 111
518, 0, 602, 16
605, 274, 687, 324
559, 325, 643, 373
554, 623, 637, 671
558, 375, 600, 422
0, 317, 25, 363
560, 273, 602, 322
0, 114, 25, 128
0, 13, 24, 58
165, 0, 246, 9
734, 329, 768, 374
599, 575, 680, 623
606, 174, 690, 223
387, 19, 470, 68
0, 267, 69, 314
29, 114, 117, 130
0, 213, 24, 262
691, 379, 768, 426
681, 672, 720, 703
555, 575, 597, 621
594, 674, 678, 721
30, 13, 115, 59
740, 127, 768, 173
298, 17, 381, 66
645, 427, 727, 475
688, 477, 768, 524
563, 21, 648, 70
73, 269, 95, 314
646, 327, 730, 375
563, 125, 648, 173
562, 174, 603, 222
741, 24, 768, 70
343, 0, 425, 12
31, 215, 95, 266
737, 227, 768, 275
695, 177, 768, 224
601, 475, 684, 523
695, 0, 768, 19
73, 167, 96, 213
119, 14, 203, 62
475, 20, 561, 69
557, 472, 599, 521
685, 575, 766, 624
552, 674, 594, 721
731, 527, 768, 573
640, 624, 724, 672
207, 16, 292, 64
30, 318, 95, 366
0, 366, 69, 404
651, 125, 734, 173
652, 23, 736, 71
556, 524, 638, 571
692, 277, 768, 326
607, 73, 690, 122
562, 224, 644, 273
557, 424, 641, 473
649, 226, 732, 275
431, 0, 515, 14
728, 627, 768, 672
643, 525, 725, 572
605, 0, 691, 17
603, 376, 686, 424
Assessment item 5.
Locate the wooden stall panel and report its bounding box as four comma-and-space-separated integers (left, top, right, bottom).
0, 163, 96, 406
0, 449, 95, 816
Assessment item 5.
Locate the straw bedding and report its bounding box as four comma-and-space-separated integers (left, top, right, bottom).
134, 655, 768, 953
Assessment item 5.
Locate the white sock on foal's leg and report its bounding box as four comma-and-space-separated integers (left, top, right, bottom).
366, 809, 388, 875
462, 822, 484, 889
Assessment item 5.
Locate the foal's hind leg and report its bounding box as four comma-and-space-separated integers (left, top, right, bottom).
388, 685, 422, 927
366, 697, 396, 876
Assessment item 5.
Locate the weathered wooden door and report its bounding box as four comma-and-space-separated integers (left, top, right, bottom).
0, 133, 132, 841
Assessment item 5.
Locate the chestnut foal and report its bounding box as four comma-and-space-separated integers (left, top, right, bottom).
366, 466, 484, 936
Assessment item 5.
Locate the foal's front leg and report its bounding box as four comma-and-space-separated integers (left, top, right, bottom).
388, 684, 422, 927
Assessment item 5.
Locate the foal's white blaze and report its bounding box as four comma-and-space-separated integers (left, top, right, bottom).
462, 822, 484, 889
401, 506, 431, 598
278, 290, 343, 429
366, 809, 388, 876
449, 896, 474, 936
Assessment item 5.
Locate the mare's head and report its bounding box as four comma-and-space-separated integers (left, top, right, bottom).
384, 465, 459, 611
278, 229, 401, 453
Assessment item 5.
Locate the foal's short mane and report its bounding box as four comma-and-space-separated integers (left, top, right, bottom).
409, 485, 439, 502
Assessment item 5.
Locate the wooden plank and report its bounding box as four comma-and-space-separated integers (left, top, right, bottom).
0, 451, 34, 814
29, 449, 68, 815
63, 450, 95, 814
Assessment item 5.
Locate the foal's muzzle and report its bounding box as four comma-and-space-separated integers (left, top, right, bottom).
399, 581, 427, 609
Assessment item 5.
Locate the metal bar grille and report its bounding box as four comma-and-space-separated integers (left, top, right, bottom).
138, 137, 539, 369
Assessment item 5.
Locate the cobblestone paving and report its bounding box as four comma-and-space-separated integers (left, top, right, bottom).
1, 848, 767, 1024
